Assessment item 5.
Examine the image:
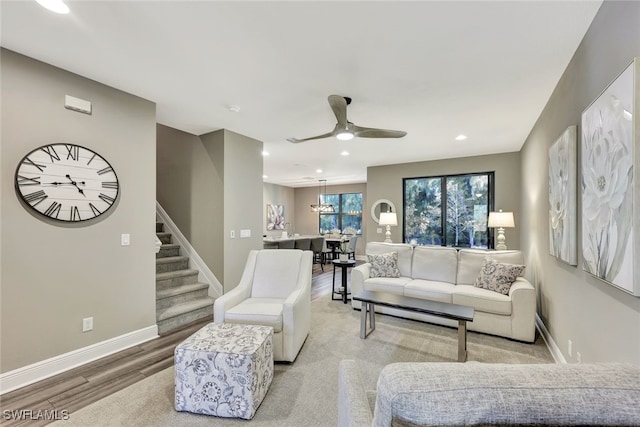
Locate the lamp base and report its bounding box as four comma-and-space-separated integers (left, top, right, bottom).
384, 225, 392, 243
495, 227, 507, 250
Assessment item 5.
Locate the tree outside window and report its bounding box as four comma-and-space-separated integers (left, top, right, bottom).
404, 173, 494, 248
319, 193, 363, 234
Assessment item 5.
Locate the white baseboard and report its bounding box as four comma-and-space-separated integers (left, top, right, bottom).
156, 201, 223, 298
536, 314, 566, 364
0, 325, 158, 395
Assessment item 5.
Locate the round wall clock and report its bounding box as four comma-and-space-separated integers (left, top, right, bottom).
15, 143, 119, 223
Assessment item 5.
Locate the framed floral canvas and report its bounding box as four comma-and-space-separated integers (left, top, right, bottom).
581, 57, 639, 296
266, 204, 285, 230
549, 125, 577, 265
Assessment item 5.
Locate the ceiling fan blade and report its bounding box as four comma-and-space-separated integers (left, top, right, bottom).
287, 130, 337, 143
353, 125, 407, 139
327, 95, 348, 127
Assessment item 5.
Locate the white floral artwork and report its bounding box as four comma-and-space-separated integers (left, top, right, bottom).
266, 204, 284, 230
581, 59, 636, 295
549, 126, 577, 265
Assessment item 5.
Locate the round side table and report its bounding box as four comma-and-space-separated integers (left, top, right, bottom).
332, 259, 356, 304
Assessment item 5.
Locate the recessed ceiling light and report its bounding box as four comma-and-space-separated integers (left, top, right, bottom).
262, 175, 268, 179
316, 169, 323, 173
261, 150, 269, 156
227, 104, 241, 113
455, 134, 468, 141
36, 0, 70, 14
341, 151, 350, 156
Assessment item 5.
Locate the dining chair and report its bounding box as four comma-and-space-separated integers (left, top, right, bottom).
294, 237, 311, 251
347, 235, 358, 260
277, 239, 295, 249
310, 236, 326, 271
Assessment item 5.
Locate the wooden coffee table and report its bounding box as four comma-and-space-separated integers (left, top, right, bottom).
353, 290, 475, 362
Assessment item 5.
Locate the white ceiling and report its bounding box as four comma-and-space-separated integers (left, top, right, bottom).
1, 0, 602, 187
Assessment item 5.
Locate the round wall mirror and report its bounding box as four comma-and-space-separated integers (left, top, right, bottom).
371, 199, 396, 223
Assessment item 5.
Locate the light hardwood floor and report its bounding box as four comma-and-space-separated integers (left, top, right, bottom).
0, 260, 356, 426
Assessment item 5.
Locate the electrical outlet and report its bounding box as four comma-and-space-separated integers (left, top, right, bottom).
82, 317, 93, 332
568, 339, 573, 357
377, 228, 382, 234
576, 352, 582, 363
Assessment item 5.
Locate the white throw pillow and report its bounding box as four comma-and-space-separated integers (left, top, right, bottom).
474, 257, 525, 295
367, 252, 400, 278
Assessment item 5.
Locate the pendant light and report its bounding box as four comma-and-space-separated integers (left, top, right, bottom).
310, 179, 335, 212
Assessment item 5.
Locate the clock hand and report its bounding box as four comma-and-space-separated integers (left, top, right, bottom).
65, 174, 86, 197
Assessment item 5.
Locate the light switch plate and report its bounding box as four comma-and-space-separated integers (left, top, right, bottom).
230, 230, 235, 239
240, 229, 251, 238
121, 234, 130, 246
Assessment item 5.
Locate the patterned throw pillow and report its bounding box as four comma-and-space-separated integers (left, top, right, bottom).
474, 257, 525, 295
367, 252, 400, 278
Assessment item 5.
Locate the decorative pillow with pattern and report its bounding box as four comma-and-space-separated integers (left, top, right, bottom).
367, 252, 400, 278
474, 257, 525, 295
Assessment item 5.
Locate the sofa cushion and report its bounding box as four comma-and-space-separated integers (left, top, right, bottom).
368, 252, 400, 278
474, 257, 525, 295
453, 285, 511, 315
364, 277, 411, 294
404, 279, 455, 303
411, 246, 458, 283
456, 249, 525, 285
366, 243, 413, 277
224, 297, 283, 332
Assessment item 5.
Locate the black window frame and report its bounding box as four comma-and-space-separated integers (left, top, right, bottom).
319, 192, 363, 235
402, 171, 495, 248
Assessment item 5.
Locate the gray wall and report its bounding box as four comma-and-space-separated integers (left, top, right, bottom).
263, 183, 295, 238
158, 127, 263, 293
1, 49, 157, 373
520, 1, 640, 364
221, 130, 264, 291
366, 152, 522, 248
157, 124, 224, 281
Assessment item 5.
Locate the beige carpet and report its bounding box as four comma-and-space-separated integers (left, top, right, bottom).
51, 295, 553, 426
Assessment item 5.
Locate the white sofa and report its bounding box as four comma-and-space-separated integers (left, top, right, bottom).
351, 242, 536, 342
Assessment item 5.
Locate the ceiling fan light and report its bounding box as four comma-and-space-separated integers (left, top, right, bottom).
336, 131, 354, 141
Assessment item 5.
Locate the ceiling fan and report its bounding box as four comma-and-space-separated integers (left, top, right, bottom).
287, 95, 407, 143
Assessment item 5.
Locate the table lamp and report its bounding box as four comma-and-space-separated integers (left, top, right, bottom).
488, 209, 515, 250
379, 212, 398, 243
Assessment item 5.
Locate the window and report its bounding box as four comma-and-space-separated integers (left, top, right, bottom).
319, 193, 363, 234
403, 172, 494, 248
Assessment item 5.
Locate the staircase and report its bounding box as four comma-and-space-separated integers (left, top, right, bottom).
155, 221, 215, 335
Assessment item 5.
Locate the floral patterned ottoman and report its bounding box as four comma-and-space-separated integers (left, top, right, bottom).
174, 323, 274, 419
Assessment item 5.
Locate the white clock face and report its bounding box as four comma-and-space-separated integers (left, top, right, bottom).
15, 144, 119, 222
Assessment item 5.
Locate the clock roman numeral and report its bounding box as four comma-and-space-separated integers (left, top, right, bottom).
102, 181, 118, 190
97, 166, 114, 175
41, 145, 61, 162
43, 201, 62, 219
89, 203, 102, 217
70, 206, 81, 221
65, 144, 80, 161
23, 190, 48, 206
22, 157, 46, 172
99, 193, 115, 205
16, 175, 41, 186
87, 153, 97, 165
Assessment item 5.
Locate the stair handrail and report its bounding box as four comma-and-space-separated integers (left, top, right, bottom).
156, 201, 223, 297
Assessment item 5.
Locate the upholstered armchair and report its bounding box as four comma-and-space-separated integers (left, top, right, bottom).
213, 249, 313, 362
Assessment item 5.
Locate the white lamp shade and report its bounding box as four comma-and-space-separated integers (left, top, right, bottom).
488, 211, 515, 228
379, 212, 398, 226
